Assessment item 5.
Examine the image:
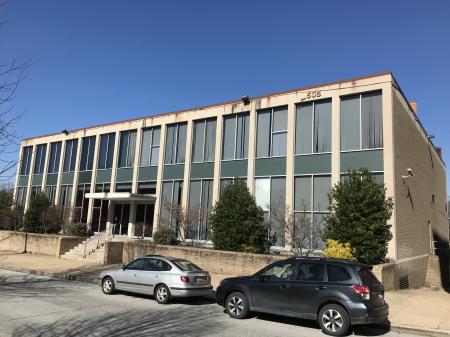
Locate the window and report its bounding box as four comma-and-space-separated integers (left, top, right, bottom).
164, 123, 187, 164
261, 261, 295, 280
327, 265, 352, 282
296, 100, 331, 154
74, 184, 90, 223
16, 187, 27, 208
92, 183, 110, 232
192, 118, 216, 163
47, 142, 62, 174
138, 181, 156, 194
145, 258, 172, 271
63, 139, 78, 172
20, 146, 32, 175
172, 259, 203, 271
115, 182, 132, 192
254, 177, 286, 246
294, 175, 331, 250
187, 179, 213, 241
341, 91, 383, 151
98, 133, 115, 170
358, 268, 380, 285
256, 106, 288, 157
80, 136, 96, 171
126, 259, 146, 270
136, 204, 154, 237
140, 127, 160, 166
222, 112, 249, 160
118, 130, 137, 168
59, 185, 73, 207
30, 186, 41, 199
33, 144, 47, 174
160, 180, 183, 234
220, 178, 247, 196
296, 263, 324, 282
45, 185, 57, 205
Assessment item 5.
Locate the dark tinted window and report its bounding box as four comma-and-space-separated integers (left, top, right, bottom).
126, 259, 146, 270
262, 261, 295, 280
145, 259, 172, 271
296, 263, 324, 282
358, 268, 380, 285
327, 265, 352, 282
172, 260, 203, 271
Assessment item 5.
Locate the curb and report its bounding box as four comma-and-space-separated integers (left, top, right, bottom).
1, 266, 450, 337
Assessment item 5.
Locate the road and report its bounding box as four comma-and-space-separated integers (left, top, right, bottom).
0, 269, 416, 337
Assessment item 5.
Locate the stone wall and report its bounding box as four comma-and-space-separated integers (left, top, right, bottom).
0, 230, 85, 257
105, 242, 124, 264
372, 262, 396, 291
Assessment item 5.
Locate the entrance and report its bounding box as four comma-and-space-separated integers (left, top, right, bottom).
134, 204, 154, 238
113, 204, 130, 235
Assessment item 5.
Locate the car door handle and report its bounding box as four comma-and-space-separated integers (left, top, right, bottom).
315, 286, 327, 290
280, 285, 291, 289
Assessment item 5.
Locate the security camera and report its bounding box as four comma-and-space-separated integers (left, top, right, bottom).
407, 168, 413, 176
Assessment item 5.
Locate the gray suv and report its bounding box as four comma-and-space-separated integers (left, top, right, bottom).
99, 255, 213, 304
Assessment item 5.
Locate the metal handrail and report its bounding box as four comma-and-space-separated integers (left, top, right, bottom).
83, 228, 112, 258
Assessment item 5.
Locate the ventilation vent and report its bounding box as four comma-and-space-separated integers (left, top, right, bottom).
399, 275, 409, 290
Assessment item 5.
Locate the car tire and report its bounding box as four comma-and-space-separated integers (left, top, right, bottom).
225, 292, 250, 319
318, 304, 350, 337
155, 284, 171, 304
102, 276, 115, 295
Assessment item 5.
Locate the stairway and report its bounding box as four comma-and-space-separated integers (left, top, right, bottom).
61, 233, 112, 263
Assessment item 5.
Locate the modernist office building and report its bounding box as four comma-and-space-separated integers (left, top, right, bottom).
14, 72, 448, 284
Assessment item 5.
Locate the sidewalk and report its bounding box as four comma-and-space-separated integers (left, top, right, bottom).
1, 251, 450, 337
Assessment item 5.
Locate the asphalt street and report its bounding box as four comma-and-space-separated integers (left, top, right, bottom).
0, 269, 417, 337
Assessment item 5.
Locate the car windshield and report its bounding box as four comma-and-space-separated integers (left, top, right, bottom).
172, 260, 203, 271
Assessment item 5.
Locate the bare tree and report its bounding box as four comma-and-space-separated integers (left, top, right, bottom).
0, 10, 30, 181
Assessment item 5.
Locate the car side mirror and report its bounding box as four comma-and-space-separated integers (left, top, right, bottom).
259, 274, 266, 282
121, 265, 126, 270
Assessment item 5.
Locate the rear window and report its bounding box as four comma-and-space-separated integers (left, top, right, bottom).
358, 268, 381, 285
327, 265, 352, 282
172, 260, 203, 271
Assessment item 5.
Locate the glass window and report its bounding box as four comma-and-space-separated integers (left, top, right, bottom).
126, 259, 146, 270
341, 92, 383, 151
33, 144, 47, 174
172, 259, 203, 271
160, 180, 183, 234
192, 119, 216, 163
313, 176, 331, 212
115, 182, 132, 192
74, 184, 90, 223
314, 101, 332, 153
296, 103, 313, 154
295, 176, 312, 211
140, 127, 161, 166
59, 185, 73, 207
98, 133, 115, 170
138, 181, 156, 194
165, 123, 187, 164
327, 265, 352, 282
257, 106, 288, 158
118, 130, 137, 168
296, 263, 324, 282
145, 259, 172, 271
63, 139, 78, 172
255, 178, 270, 211
20, 146, 33, 175
261, 261, 295, 280
222, 113, 249, 160
80, 136, 95, 171
358, 268, 381, 285
16, 187, 27, 208
47, 142, 62, 174
187, 179, 213, 240
45, 185, 57, 205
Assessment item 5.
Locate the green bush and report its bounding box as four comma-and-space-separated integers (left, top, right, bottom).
210, 179, 271, 254
0, 189, 16, 230
153, 228, 177, 245
324, 169, 393, 265
64, 223, 90, 237
22, 192, 49, 233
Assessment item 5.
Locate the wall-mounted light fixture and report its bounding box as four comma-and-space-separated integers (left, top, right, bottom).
427, 134, 435, 140
241, 96, 250, 105
402, 168, 414, 181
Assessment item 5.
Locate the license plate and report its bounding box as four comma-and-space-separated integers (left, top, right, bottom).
195, 276, 207, 283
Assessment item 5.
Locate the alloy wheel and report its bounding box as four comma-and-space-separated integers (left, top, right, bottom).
157, 287, 168, 302
322, 309, 343, 333
103, 279, 112, 293
228, 296, 244, 316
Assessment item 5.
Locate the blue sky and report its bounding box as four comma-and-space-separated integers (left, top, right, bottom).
1, 0, 450, 188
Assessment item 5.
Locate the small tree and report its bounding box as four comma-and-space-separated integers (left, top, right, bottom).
22, 192, 49, 233
0, 187, 15, 230
210, 179, 270, 253
324, 169, 393, 264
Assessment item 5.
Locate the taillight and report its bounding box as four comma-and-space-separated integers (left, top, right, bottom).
180, 276, 190, 283
352, 285, 370, 300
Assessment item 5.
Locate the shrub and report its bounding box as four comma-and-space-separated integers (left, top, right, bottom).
210, 179, 271, 254
22, 192, 49, 233
153, 228, 177, 245
323, 239, 356, 260
0, 189, 16, 230
64, 223, 90, 237
324, 168, 393, 265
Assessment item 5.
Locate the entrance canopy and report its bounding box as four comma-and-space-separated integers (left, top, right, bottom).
85, 192, 157, 204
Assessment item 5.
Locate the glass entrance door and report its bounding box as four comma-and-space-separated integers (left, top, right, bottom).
113, 204, 130, 235
135, 204, 154, 238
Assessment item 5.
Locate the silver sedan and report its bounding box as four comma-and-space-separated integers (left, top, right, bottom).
99, 255, 213, 304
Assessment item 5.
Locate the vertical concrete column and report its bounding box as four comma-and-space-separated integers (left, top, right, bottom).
331, 93, 341, 186
24, 145, 36, 210
152, 124, 166, 234
285, 100, 296, 247
86, 134, 100, 226
128, 201, 136, 237
212, 107, 224, 203
70, 136, 83, 217
382, 83, 397, 261
41, 142, 51, 191
54, 140, 66, 206
180, 119, 193, 240
132, 125, 143, 193
13, 146, 23, 203
247, 102, 257, 194
106, 131, 121, 233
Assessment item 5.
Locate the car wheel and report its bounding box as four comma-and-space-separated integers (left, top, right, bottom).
318, 304, 350, 337
225, 292, 249, 319
155, 284, 171, 304
102, 276, 115, 295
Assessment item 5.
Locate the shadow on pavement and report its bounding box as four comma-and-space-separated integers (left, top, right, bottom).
117, 290, 217, 306
11, 306, 224, 337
